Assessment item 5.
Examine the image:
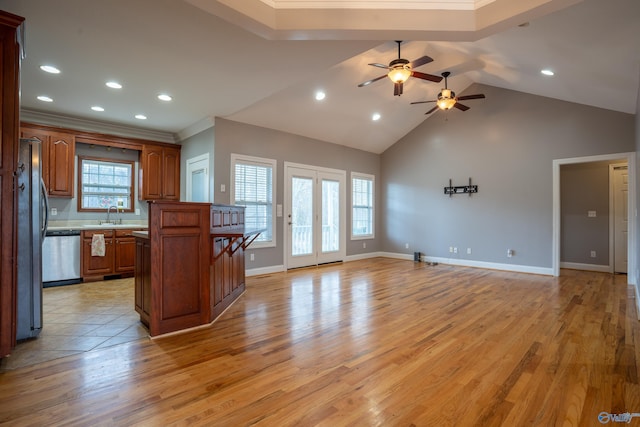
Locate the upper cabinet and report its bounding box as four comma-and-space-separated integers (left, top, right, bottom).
21, 125, 75, 198
139, 144, 180, 201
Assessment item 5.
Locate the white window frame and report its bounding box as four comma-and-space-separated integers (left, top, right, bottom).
230, 153, 277, 249
351, 172, 375, 240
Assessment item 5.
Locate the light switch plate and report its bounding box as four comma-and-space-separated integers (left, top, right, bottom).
588, 210, 596, 217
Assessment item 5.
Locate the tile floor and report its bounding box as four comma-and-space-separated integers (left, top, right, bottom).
0, 277, 148, 371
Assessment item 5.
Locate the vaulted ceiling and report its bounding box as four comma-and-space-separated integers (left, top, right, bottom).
3, 0, 639, 153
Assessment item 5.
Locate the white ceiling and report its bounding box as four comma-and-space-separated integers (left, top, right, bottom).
2, 0, 639, 154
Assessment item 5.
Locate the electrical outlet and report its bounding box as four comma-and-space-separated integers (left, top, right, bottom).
590, 250, 596, 258
507, 249, 514, 258
453, 247, 458, 254
405, 243, 409, 249
50, 207, 57, 216
449, 246, 453, 253
220, 184, 226, 193
135, 208, 140, 216
250, 253, 255, 261
467, 248, 472, 255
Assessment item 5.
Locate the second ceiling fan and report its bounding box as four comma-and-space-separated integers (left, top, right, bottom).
357, 41, 442, 96
411, 71, 485, 114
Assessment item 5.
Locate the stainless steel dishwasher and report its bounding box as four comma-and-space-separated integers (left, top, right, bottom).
42, 229, 82, 287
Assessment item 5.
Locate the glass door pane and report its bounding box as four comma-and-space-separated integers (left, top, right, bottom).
291, 176, 313, 257
321, 179, 340, 253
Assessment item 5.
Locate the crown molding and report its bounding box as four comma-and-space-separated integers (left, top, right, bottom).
20, 108, 178, 144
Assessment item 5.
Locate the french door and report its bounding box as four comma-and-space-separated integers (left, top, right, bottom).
285, 163, 345, 269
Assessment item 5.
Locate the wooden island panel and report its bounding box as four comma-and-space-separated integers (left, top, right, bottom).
136, 201, 211, 336
210, 204, 248, 320
134, 203, 260, 336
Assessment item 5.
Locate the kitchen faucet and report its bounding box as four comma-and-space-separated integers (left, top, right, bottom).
104, 205, 121, 225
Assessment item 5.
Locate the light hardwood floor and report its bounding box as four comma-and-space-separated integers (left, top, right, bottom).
0, 258, 638, 426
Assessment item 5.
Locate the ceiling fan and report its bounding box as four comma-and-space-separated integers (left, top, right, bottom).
357, 41, 443, 96
411, 71, 486, 114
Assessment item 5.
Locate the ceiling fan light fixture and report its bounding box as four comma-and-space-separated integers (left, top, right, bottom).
387, 59, 412, 84
437, 88, 457, 110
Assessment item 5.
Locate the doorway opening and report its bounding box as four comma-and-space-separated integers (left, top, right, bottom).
552, 152, 636, 285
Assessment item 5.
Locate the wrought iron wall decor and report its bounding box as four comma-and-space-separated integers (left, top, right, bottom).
444, 178, 478, 197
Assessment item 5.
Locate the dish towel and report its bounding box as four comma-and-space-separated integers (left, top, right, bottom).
91, 234, 106, 257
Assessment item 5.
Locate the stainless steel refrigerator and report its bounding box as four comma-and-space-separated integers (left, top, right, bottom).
16, 138, 49, 340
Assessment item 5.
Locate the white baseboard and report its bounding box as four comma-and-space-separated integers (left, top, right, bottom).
246, 265, 285, 277
247, 252, 555, 277
560, 262, 611, 273
367, 252, 555, 275
344, 251, 387, 262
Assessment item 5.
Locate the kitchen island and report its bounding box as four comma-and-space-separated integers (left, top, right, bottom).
134, 201, 261, 336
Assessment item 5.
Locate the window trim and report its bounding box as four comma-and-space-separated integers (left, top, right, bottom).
77, 156, 135, 213
230, 153, 277, 249
351, 171, 375, 240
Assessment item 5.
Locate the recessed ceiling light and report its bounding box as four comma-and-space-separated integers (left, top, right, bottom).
315, 91, 326, 101
541, 69, 554, 76
37, 95, 53, 102
40, 65, 60, 74
158, 94, 172, 102
106, 81, 122, 89
372, 113, 381, 121
91, 106, 105, 112
135, 114, 147, 120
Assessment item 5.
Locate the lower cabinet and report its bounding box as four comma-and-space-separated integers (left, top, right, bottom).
81, 229, 141, 281
210, 237, 246, 318
115, 231, 137, 273
81, 230, 115, 279
134, 237, 151, 327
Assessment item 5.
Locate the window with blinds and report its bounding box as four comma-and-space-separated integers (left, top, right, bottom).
231, 154, 276, 248
79, 157, 134, 212
351, 172, 374, 239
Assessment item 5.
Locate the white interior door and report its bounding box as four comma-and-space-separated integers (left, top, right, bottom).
186, 154, 209, 202
612, 163, 628, 273
286, 164, 345, 269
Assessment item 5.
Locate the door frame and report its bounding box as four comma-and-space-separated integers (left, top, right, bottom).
610, 163, 628, 274
552, 152, 636, 283
284, 162, 346, 270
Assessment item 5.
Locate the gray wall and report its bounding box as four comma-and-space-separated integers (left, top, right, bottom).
560, 161, 614, 266
48, 142, 148, 223
635, 71, 640, 291
214, 118, 381, 269
380, 84, 635, 269
179, 126, 215, 202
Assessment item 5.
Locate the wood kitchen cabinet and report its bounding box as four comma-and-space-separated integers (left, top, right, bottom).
81, 228, 140, 281
81, 230, 115, 279
139, 144, 180, 201
20, 125, 75, 198
0, 11, 25, 357
134, 236, 151, 327
210, 204, 257, 320
114, 229, 137, 273
134, 202, 210, 336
